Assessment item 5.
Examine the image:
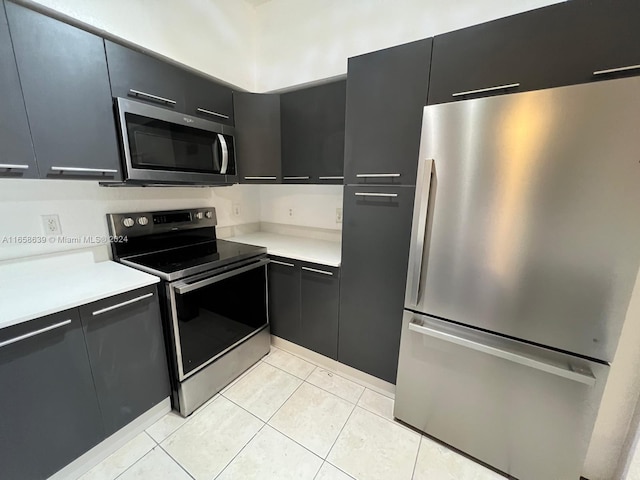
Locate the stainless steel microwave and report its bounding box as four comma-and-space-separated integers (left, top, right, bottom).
114, 97, 237, 186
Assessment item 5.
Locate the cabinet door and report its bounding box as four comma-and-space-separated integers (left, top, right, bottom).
281, 80, 346, 184
234, 92, 282, 184
344, 39, 431, 186
79, 286, 170, 436
0, 310, 104, 480
0, 1, 36, 179
186, 74, 234, 126
105, 40, 186, 112
339, 185, 415, 383
268, 256, 301, 343
6, 3, 121, 180
300, 262, 340, 359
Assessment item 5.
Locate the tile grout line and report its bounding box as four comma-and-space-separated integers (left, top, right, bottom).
212, 423, 267, 480
323, 400, 358, 465
410, 434, 423, 480
156, 443, 197, 480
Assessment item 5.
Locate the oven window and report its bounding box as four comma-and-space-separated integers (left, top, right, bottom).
174, 264, 267, 377
126, 113, 220, 174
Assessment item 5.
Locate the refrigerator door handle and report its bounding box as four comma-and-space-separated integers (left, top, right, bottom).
406, 158, 434, 307
408, 317, 596, 386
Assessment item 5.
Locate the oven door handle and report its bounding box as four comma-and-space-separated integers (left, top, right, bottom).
173, 258, 269, 295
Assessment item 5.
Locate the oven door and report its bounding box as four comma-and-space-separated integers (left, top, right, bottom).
168, 258, 269, 381
116, 97, 237, 185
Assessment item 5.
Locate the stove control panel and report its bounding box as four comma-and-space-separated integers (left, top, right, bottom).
107, 208, 217, 237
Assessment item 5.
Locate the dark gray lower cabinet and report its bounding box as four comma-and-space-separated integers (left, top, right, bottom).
268, 256, 340, 359
268, 257, 302, 344
338, 185, 415, 383
79, 285, 170, 435
0, 310, 103, 480
300, 263, 340, 359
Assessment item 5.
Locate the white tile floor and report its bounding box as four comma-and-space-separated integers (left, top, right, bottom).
79, 346, 506, 480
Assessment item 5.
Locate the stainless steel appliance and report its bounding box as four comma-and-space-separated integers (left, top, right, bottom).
108, 208, 269, 416
112, 98, 237, 186
394, 76, 640, 480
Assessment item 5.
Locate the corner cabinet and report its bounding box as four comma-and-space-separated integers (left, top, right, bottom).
0, 310, 104, 480
5, 2, 121, 180
0, 285, 169, 479
0, 0, 36, 179
268, 256, 340, 359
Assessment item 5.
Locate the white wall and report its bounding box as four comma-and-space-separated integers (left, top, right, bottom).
0, 180, 260, 261
259, 185, 343, 231
24, 0, 258, 90
254, 0, 565, 92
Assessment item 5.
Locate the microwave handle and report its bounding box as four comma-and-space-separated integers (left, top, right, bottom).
218, 134, 229, 175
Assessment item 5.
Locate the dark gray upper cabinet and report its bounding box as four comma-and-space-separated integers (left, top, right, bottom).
186, 74, 234, 125
428, 0, 640, 105
338, 185, 415, 383
268, 256, 301, 344
105, 40, 187, 111
0, 1, 36, 179
281, 80, 346, 184
300, 262, 340, 359
79, 286, 170, 436
6, 2, 121, 180
343, 39, 432, 187
0, 310, 104, 480
234, 92, 282, 183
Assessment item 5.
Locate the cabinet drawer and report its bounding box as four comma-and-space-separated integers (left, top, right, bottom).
0, 310, 103, 479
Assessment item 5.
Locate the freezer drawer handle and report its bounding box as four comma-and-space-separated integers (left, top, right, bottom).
593, 64, 640, 76
354, 192, 398, 198
174, 258, 270, 294
271, 260, 295, 267
0, 164, 29, 170
356, 173, 401, 178
301, 266, 333, 276
197, 107, 229, 119
129, 89, 177, 105
407, 158, 434, 307
0, 319, 72, 349
92, 292, 154, 316
452, 83, 520, 97
408, 319, 596, 386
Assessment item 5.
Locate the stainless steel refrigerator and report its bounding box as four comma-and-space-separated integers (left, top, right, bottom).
394, 76, 640, 480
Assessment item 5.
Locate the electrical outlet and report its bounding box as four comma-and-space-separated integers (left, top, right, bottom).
288, 208, 294, 218
336, 208, 343, 223
41, 214, 61, 235
233, 203, 241, 217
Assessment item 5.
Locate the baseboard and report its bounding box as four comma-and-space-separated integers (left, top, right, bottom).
270, 336, 396, 398
49, 397, 171, 480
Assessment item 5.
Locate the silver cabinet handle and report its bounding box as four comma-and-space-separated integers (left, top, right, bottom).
92, 292, 154, 316
452, 83, 520, 97
51, 166, 118, 174
407, 158, 434, 307
354, 192, 398, 198
271, 260, 295, 267
283, 176, 310, 180
356, 173, 400, 178
175, 259, 269, 295
244, 176, 277, 180
318, 176, 344, 180
0, 319, 71, 349
408, 318, 596, 386
0, 164, 29, 170
129, 89, 176, 105
217, 134, 229, 174
301, 266, 333, 276
197, 107, 229, 119
593, 64, 640, 76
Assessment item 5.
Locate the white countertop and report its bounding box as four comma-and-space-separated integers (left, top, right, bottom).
229, 232, 341, 267
0, 250, 160, 330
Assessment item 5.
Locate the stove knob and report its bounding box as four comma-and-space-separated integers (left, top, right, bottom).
122, 217, 134, 228
205, 211, 213, 219
137, 216, 149, 226
195, 212, 204, 220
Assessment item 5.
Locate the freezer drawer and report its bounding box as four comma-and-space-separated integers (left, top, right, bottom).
394, 311, 608, 480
